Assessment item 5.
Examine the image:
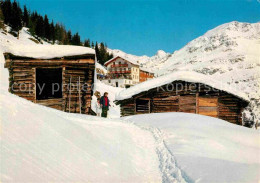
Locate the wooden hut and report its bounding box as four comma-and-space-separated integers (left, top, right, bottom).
4, 45, 96, 114
116, 71, 249, 125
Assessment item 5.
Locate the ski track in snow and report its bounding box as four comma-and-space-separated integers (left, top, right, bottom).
123, 119, 192, 183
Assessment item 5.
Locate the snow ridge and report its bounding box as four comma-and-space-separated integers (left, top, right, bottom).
124, 119, 190, 183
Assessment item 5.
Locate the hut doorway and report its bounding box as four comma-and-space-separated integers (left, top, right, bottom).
36, 68, 63, 100
136, 99, 150, 113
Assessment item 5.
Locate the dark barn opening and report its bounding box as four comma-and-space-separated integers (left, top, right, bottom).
136, 99, 150, 113
36, 68, 62, 100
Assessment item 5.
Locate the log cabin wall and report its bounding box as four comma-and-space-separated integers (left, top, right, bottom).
119, 81, 248, 125
4, 53, 95, 114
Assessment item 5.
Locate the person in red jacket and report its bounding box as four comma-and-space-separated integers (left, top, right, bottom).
100, 92, 110, 118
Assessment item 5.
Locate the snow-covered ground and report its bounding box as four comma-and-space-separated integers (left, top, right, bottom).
0, 46, 162, 182
123, 113, 260, 183
0, 91, 161, 182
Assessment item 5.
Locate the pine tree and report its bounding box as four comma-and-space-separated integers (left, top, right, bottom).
67, 30, 72, 44
71, 32, 81, 45
84, 39, 90, 47
49, 20, 55, 43
10, 0, 22, 37
28, 11, 37, 35
1, 0, 12, 25
91, 41, 94, 48
44, 14, 50, 40
54, 23, 62, 43
0, 5, 5, 30
35, 15, 44, 38
22, 5, 29, 27
95, 42, 100, 62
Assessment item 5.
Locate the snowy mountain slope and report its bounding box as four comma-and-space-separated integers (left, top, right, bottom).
124, 113, 260, 183
141, 22, 260, 99
140, 21, 260, 123
142, 21, 260, 76
0, 27, 49, 49
108, 48, 171, 68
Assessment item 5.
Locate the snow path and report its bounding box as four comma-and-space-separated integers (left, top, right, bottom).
122, 119, 190, 183
123, 113, 260, 183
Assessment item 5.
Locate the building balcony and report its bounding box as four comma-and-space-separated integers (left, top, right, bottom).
111, 64, 128, 68
109, 70, 131, 74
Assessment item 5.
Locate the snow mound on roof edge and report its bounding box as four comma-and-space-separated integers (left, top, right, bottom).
6, 44, 95, 59
0, 28, 95, 59
116, 71, 249, 101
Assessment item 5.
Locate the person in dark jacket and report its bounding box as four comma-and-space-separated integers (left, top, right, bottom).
100, 92, 110, 118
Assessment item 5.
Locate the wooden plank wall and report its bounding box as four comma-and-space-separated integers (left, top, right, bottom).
152, 96, 179, 113
218, 94, 242, 124
8, 61, 35, 102
63, 67, 94, 114
120, 99, 135, 116
5, 58, 95, 114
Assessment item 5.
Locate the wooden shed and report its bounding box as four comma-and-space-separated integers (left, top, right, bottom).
116, 72, 249, 125
4, 45, 96, 114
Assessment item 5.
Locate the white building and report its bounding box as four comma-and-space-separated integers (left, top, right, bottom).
103, 56, 140, 88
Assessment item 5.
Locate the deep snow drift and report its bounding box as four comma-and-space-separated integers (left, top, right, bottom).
0, 48, 161, 182
123, 113, 260, 183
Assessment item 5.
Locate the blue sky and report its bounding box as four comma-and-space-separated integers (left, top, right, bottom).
17, 0, 260, 56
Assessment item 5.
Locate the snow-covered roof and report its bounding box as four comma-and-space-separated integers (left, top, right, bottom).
5, 44, 95, 59
104, 56, 139, 66
116, 71, 249, 101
